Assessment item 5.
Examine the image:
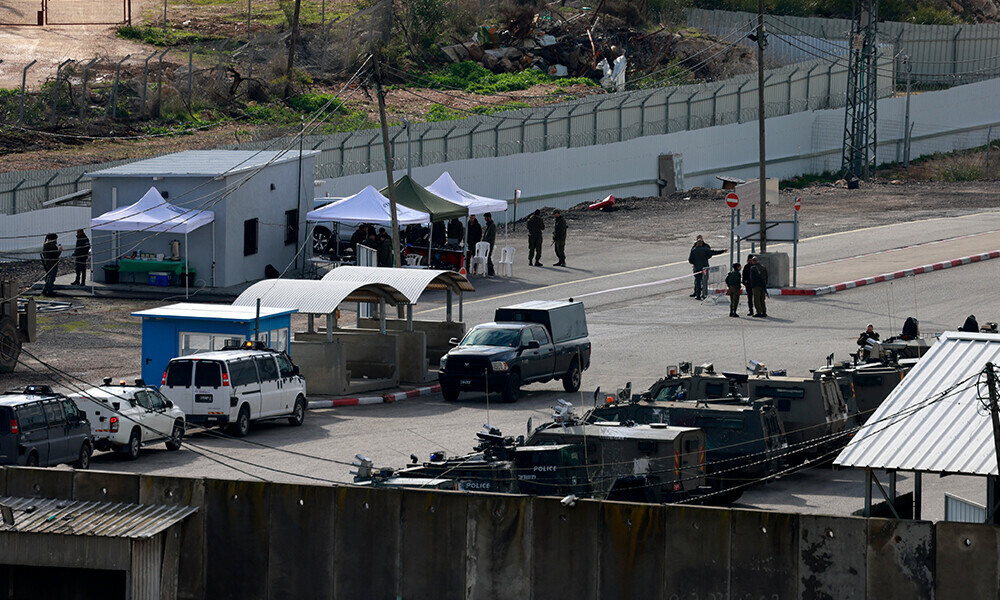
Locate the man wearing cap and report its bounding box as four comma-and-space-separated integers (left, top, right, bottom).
688, 235, 726, 300
857, 323, 880, 360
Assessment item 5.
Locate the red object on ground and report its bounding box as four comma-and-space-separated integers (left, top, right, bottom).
589, 195, 616, 210
726, 192, 739, 208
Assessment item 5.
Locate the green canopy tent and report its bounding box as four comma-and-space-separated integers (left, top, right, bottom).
381, 175, 470, 269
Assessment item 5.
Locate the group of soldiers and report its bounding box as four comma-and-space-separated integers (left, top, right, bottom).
524, 209, 568, 267
724, 255, 769, 318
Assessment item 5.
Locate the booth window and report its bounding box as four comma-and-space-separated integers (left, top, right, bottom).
284, 210, 298, 246
180, 332, 243, 356
244, 218, 259, 256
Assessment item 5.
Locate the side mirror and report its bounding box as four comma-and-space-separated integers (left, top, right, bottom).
292, 365, 300, 376
525, 340, 541, 350
165, 400, 173, 408
449, 337, 460, 346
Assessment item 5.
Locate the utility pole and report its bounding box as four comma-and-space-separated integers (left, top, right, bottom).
283, 0, 301, 99
756, 0, 767, 253
986, 363, 1000, 482
373, 55, 401, 267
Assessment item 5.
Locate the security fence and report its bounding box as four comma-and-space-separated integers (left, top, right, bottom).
688, 8, 1000, 87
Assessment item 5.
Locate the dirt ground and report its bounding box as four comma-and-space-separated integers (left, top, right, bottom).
4, 178, 1000, 391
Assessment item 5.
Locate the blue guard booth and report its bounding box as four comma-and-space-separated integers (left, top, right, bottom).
132, 303, 298, 384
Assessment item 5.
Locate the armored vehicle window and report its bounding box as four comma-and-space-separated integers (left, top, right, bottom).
229, 359, 260, 387
755, 385, 806, 399
165, 360, 193, 387
195, 361, 223, 388
654, 383, 685, 402
705, 382, 726, 397
17, 403, 46, 431
42, 401, 66, 428
254, 356, 279, 382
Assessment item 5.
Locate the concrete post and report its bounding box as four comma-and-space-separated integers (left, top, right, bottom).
446, 289, 452, 322
307, 313, 314, 333
379, 299, 386, 334
326, 313, 333, 343
406, 305, 413, 332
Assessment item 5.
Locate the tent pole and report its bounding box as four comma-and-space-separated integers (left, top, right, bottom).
184, 231, 189, 299
212, 221, 216, 287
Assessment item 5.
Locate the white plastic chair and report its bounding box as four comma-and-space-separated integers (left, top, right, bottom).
405, 254, 425, 266
498, 246, 516, 277
470, 242, 491, 275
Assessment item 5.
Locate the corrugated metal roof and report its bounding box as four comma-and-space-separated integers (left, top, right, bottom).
321, 266, 474, 304
86, 150, 318, 178
0, 497, 197, 539
232, 280, 407, 314
835, 332, 1000, 476
131, 302, 297, 321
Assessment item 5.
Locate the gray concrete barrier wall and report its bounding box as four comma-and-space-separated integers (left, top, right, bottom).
359, 317, 466, 369
292, 330, 400, 395
1, 467, 996, 599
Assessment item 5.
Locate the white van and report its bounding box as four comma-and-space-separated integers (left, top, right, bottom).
160, 343, 306, 437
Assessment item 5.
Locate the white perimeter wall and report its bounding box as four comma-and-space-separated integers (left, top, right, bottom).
0, 206, 90, 260
316, 78, 1000, 222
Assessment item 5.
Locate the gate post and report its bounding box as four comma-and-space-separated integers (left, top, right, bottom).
18, 60, 37, 125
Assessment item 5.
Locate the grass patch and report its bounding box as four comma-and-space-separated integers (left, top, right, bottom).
426, 101, 530, 122
418, 61, 596, 94
117, 24, 226, 46
937, 164, 985, 181
781, 170, 838, 189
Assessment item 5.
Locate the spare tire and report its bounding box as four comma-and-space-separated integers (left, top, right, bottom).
0, 316, 21, 374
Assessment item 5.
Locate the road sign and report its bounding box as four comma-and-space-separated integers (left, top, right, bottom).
734, 219, 799, 242
726, 192, 739, 208
794, 197, 801, 212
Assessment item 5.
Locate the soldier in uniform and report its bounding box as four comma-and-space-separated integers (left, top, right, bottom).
552, 209, 568, 267
526, 209, 545, 266
483, 212, 497, 276
72, 229, 90, 286
742, 255, 756, 316
725, 262, 742, 317
857, 323, 880, 360
749, 256, 768, 318
40, 233, 62, 296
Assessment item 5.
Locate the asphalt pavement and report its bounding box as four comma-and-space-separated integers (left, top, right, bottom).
80, 208, 1000, 521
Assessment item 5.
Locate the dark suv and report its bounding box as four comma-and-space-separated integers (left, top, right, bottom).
0, 386, 92, 469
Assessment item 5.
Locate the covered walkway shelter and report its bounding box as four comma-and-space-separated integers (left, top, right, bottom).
322, 266, 474, 381
234, 280, 407, 395
835, 331, 1000, 523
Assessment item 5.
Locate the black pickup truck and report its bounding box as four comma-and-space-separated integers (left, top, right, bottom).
438, 300, 592, 403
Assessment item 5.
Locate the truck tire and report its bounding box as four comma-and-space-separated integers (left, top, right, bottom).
74, 442, 92, 469
312, 226, 333, 253
230, 405, 251, 437
123, 428, 141, 460
288, 397, 306, 426
441, 384, 460, 402
165, 420, 184, 451
562, 358, 582, 392
501, 372, 521, 403
0, 316, 21, 374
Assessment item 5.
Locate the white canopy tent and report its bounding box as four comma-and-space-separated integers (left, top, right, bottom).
306, 185, 430, 225
90, 186, 215, 297
427, 172, 512, 258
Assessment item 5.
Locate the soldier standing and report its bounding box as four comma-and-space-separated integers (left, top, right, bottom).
742, 255, 755, 316
483, 212, 497, 277
40, 233, 62, 296
72, 229, 90, 286
857, 323, 880, 360
552, 209, 568, 267
526, 209, 545, 266
749, 256, 769, 318
725, 263, 742, 317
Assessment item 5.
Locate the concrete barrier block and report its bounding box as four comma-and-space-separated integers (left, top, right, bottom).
599, 501, 667, 600
334, 485, 401, 599
139, 475, 207, 600
400, 489, 469, 600
531, 497, 601, 600
936, 521, 998, 598
867, 518, 934, 600
465, 494, 532, 600
267, 483, 338, 600
203, 478, 271, 600
73, 470, 140, 503
5, 467, 73, 499
799, 514, 866, 599
663, 504, 730, 598
730, 508, 798, 599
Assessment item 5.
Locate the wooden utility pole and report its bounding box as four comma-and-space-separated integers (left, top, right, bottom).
373, 55, 400, 267
756, 0, 767, 253
986, 363, 1000, 480
283, 0, 301, 98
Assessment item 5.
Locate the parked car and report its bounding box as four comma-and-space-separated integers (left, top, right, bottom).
71, 379, 186, 460
160, 341, 307, 437
438, 300, 592, 402
0, 385, 92, 469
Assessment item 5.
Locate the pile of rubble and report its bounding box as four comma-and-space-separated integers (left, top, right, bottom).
440, 9, 758, 90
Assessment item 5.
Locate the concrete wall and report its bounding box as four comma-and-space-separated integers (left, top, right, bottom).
291, 330, 398, 395
358, 317, 466, 367
0, 206, 90, 260
3, 467, 999, 599
315, 78, 1000, 221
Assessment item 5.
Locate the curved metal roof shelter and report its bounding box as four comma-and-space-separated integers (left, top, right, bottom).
321, 266, 474, 304
233, 280, 407, 314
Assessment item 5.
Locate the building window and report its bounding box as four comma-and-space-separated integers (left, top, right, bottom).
285, 209, 298, 246
244, 218, 258, 256
179, 332, 243, 356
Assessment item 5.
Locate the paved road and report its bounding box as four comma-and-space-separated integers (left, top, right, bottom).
84, 210, 1000, 521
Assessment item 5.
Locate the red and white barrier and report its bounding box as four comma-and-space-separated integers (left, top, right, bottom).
811, 250, 1000, 296
308, 383, 442, 409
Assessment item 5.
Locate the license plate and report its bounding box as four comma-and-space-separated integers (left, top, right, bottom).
460, 379, 472, 386
195, 394, 213, 403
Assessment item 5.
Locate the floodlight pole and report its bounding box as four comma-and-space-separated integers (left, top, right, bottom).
756, 0, 768, 253
374, 54, 400, 267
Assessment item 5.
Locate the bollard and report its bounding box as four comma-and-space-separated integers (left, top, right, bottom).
17, 59, 37, 126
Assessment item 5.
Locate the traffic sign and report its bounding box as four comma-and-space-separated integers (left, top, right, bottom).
726, 192, 739, 208
794, 197, 801, 211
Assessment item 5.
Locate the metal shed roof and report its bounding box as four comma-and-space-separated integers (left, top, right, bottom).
321, 266, 474, 304
131, 302, 297, 321
233, 280, 407, 314
0, 497, 197, 539
835, 332, 1000, 476
86, 150, 318, 178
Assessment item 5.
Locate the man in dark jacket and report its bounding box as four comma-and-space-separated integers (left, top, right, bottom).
742, 255, 755, 316
447, 218, 464, 245
466, 215, 483, 271
483, 212, 497, 276
725, 263, 742, 317
552, 209, 568, 267
857, 323, 880, 360
749, 256, 769, 318
688, 236, 726, 300
40, 233, 62, 296
376, 231, 393, 267
72, 229, 90, 286
526, 210, 545, 266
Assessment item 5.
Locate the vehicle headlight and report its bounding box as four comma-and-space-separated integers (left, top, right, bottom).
491, 361, 509, 372
439, 356, 447, 369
